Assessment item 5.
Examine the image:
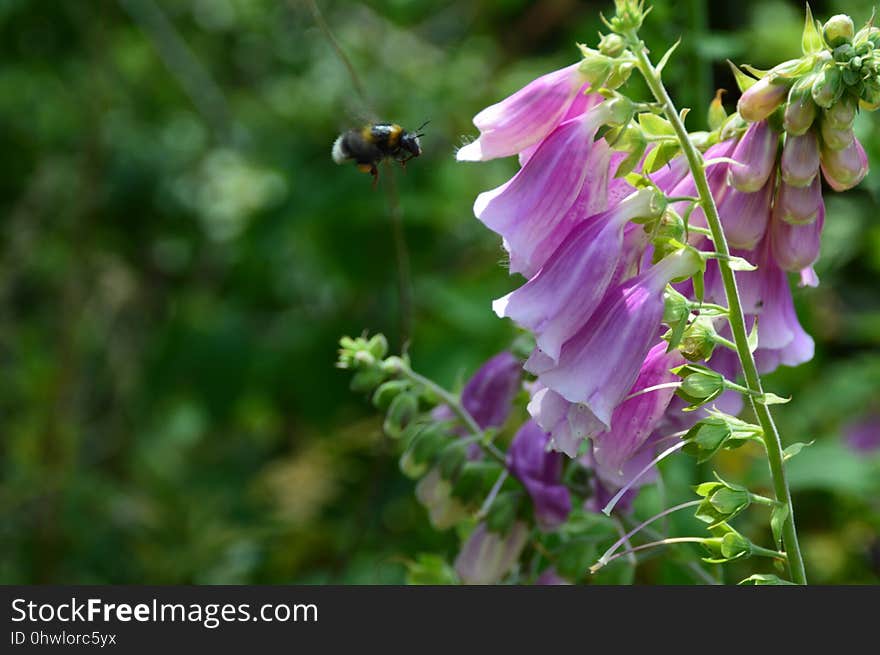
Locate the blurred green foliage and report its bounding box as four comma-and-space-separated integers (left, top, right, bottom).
0, 0, 877, 584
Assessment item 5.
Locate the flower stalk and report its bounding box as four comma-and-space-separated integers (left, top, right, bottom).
624, 32, 807, 584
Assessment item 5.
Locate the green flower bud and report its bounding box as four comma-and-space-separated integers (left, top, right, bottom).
783, 77, 818, 135
598, 32, 626, 57
833, 43, 857, 64
683, 413, 761, 462
701, 524, 753, 563
824, 95, 857, 129
820, 117, 854, 150
384, 392, 420, 438
663, 286, 690, 325
400, 424, 450, 478
811, 66, 844, 109
603, 95, 635, 127
678, 316, 719, 362
823, 14, 855, 48
859, 80, 880, 110
674, 364, 726, 407
578, 49, 614, 86
372, 379, 411, 410
436, 441, 468, 480
737, 75, 791, 122
694, 475, 752, 527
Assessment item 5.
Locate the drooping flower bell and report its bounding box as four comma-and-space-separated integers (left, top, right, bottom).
456, 63, 592, 162
493, 188, 662, 362
433, 351, 522, 433
525, 247, 702, 431
473, 99, 631, 277
506, 420, 571, 530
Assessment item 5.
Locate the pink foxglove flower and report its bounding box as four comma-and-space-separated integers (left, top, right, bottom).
527, 383, 606, 457
590, 343, 683, 478
774, 176, 823, 225
456, 63, 591, 162
820, 137, 869, 191
728, 120, 780, 192
474, 101, 622, 277
506, 420, 571, 531
770, 203, 825, 272
525, 249, 701, 430
493, 189, 659, 362
780, 131, 820, 187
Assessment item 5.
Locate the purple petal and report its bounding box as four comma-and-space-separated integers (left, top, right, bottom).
774, 176, 822, 225
737, 76, 789, 122
527, 385, 605, 457
475, 104, 616, 277
494, 189, 657, 361
458, 63, 589, 162
844, 415, 880, 454
770, 200, 824, 271
729, 120, 780, 192
717, 172, 773, 249
506, 420, 571, 531
590, 343, 684, 476
460, 352, 522, 430
517, 86, 601, 166
821, 137, 869, 191
781, 131, 820, 187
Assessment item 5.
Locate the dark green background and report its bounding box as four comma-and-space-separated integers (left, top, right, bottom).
1, 0, 877, 584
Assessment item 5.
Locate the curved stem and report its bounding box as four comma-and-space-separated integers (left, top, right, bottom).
627, 38, 807, 584
396, 364, 507, 465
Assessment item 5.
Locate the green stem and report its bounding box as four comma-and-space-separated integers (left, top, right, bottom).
627, 37, 807, 584
396, 365, 507, 465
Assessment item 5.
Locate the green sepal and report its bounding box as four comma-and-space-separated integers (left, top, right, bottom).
802, 4, 825, 54
770, 503, 790, 548
782, 440, 815, 461
728, 61, 758, 92
383, 391, 420, 438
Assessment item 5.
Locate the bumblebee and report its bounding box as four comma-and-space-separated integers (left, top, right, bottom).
332, 122, 427, 185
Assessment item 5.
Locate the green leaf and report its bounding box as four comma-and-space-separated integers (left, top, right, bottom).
747, 317, 759, 354
756, 392, 791, 406
644, 141, 681, 174
726, 255, 757, 271
782, 440, 815, 462
655, 38, 681, 75
727, 61, 758, 92
770, 503, 789, 548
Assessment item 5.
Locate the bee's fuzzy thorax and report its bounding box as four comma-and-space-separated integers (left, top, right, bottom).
331, 135, 348, 164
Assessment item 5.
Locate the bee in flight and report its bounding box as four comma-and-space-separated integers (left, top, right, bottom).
332, 121, 428, 186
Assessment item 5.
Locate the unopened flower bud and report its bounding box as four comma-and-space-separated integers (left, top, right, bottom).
663, 287, 690, 325
781, 131, 820, 187
701, 524, 754, 563
679, 316, 719, 362
674, 364, 725, 407
598, 33, 626, 57
695, 477, 752, 527
821, 137, 869, 190
812, 66, 844, 109
823, 14, 855, 48
729, 120, 779, 192
737, 75, 790, 122
771, 203, 824, 271
824, 95, 857, 129
774, 177, 822, 225
783, 78, 818, 136
820, 119, 854, 151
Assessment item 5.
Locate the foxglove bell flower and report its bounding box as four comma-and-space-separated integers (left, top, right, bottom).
590, 343, 684, 478
433, 351, 522, 433
717, 172, 774, 249
506, 420, 571, 530
527, 384, 606, 457
493, 189, 660, 362
770, 203, 825, 271
729, 120, 780, 192
585, 436, 660, 514
820, 137, 869, 191
454, 521, 529, 584
474, 101, 623, 276
781, 132, 820, 187
457, 63, 591, 162
774, 176, 823, 225
525, 248, 701, 430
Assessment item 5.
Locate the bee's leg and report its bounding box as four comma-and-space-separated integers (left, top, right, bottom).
399, 154, 415, 172
370, 164, 379, 189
